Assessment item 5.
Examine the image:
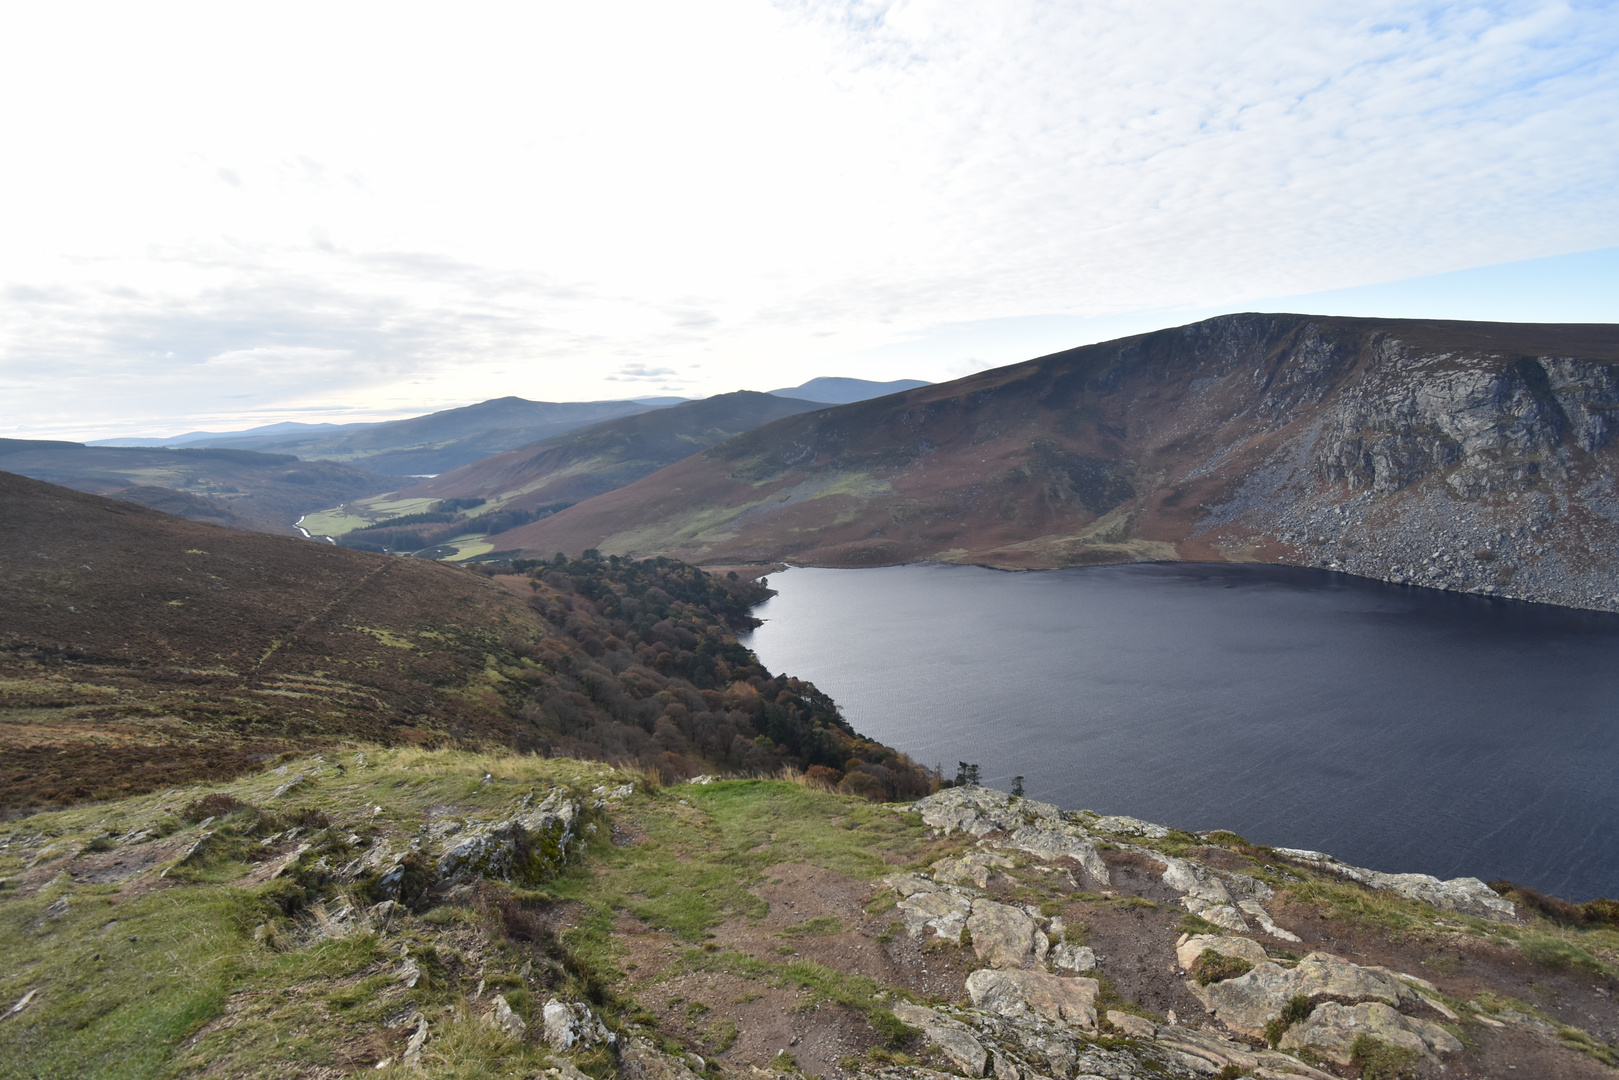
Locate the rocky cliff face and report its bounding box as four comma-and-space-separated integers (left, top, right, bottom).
492, 314, 1619, 611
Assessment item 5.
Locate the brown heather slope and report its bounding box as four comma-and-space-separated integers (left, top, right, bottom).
0, 471, 553, 808
0, 472, 926, 812
393, 391, 830, 518
489, 313, 1619, 610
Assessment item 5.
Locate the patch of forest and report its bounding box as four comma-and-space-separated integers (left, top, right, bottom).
483, 552, 934, 801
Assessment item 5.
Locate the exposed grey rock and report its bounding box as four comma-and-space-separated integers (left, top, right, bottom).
1008, 826, 1109, 885
1159, 856, 1248, 932
1194, 951, 1417, 1037
8, 989, 38, 1017
967, 899, 1048, 969
435, 790, 586, 886
911, 788, 1068, 839
1089, 815, 1169, 839
933, 851, 1015, 889
896, 885, 975, 942
621, 1036, 704, 1080
486, 994, 526, 1037
1050, 942, 1096, 972
1272, 849, 1517, 921
403, 1013, 429, 1068
965, 969, 1098, 1029
543, 998, 613, 1050
1279, 1001, 1463, 1065
923, 1024, 989, 1076
1236, 899, 1301, 942
1173, 933, 1269, 972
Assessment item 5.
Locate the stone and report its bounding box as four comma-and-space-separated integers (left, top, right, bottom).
933, 851, 1015, 889
402, 1013, 429, 1068
1174, 933, 1269, 972
1050, 942, 1096, 972
966, 969, 1098, 1029
898, 887, 975, 941
1194, 952, 1417, 1037
435, 791, 585, 886
1008, 826, 1110, 885
1159, 856, 1249, 932
621, 1036, 704, 1080
924, 1024, 990, 1076
1279, 1001, 1462, 1066
967, 899, 1048, 969
1089, 815, 1169, 839
1106, 1010, 1155, 1038
1272, 849, 1517, 921
398, 956, 421, 988
486, 994, 526, 1037
1237, 899, 1301, 942
543, 999, 613, 1049
8, 989, 37, 1016
911, 788, 1068, 839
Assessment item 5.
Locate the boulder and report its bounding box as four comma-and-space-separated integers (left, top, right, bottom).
543, 999, 613, 1049
966, 969, 1098, 1029
934, 851, 1016, 889
911, 788, 1067, 838
1159, 856, 1249, 932
1174, 934, 1269, 972
1008, 826, 1110, 885
1272, 849, 1517, 921
435, 790, 586, 886
922, 1024, 989, 1076
967, 899, 1048, 969
621, 1036, 704, 1080
1195, 952, 1417, 1037
1050, 942, 1097, 972
898, 887, 975, 941
486, 994, 527, 1037
1279, 1001, 1463, 1066
1105, 1011, 1155, 1038
1236, 899, 1302, 942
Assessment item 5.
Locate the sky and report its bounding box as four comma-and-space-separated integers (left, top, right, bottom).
2, 1, 1616, 441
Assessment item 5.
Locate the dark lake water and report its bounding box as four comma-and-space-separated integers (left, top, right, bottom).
741, 562, 1619, 901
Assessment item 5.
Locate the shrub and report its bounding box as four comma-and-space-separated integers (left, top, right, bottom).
1191, 950, 1253, 986
1264, 994, 1314, 1047
182, 792, 255, 822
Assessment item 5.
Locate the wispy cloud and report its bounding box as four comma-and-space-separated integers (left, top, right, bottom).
1, 1, 1614, 438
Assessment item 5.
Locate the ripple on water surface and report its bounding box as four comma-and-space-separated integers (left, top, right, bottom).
740, 562, 1619, 901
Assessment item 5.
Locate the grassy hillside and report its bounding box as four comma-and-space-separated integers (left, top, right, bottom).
0, 443, 404, 535
5, 750, 1617, 1079
0, 474, 928, 814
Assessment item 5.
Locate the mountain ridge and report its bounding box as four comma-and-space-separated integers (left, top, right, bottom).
485, 313, 1619, 611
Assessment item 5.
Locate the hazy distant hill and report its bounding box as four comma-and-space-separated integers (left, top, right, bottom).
101, 396, 687, 476
769, 376, 930, 403
87, 419, 377, 448
0, 440, 404, 534
392, 390, 830, 518
488, 313, 1619, 611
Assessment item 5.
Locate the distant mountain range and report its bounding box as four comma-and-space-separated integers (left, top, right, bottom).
0, 440, 403, 535
769, 377, 931, 403
483, 314, 1619, 612
396, 390, 830, 510
93, 397, 688, 476
81, 378, 931, 474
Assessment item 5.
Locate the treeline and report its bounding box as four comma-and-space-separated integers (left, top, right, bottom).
473, 551, 936, 801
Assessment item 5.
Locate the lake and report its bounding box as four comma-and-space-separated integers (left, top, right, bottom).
740, 562, 1619, 902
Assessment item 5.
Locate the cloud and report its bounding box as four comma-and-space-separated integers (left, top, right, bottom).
1, 1, 1615, 438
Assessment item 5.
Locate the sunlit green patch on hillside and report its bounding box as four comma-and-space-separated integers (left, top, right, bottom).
301, 496, 441, 537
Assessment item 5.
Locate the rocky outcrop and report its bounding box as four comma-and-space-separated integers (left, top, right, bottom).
543, 999, 615, 1050
1191, 951, 1424, 1037
965, 969, 1099, 1029
1272, 847, 1517, 921
1278, 1001, 1463, 1066
966, 900, 1049, 970
911, 788, 1109, 886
